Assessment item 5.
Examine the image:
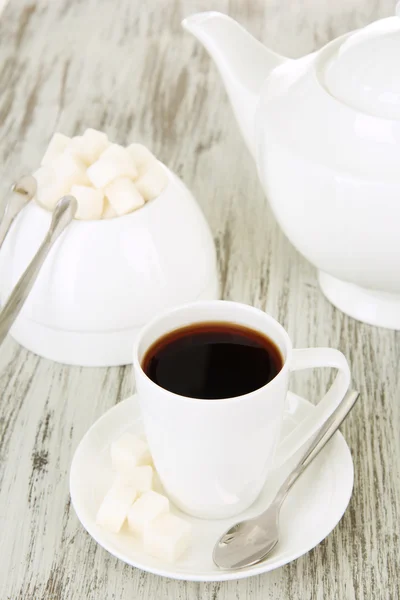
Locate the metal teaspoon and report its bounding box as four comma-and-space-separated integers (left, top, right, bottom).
213, 388, 359, 570
0, 175, 37, 250
0, 195, 77, 347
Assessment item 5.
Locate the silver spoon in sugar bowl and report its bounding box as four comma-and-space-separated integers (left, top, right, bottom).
0, 194, 77, 347
213, 388, 359, 570
0, 175, 37, 250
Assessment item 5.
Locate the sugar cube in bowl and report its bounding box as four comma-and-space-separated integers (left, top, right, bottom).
104, 177, 144, 216
41, 133, 70, 167
71, 185, 104, 220
135, 161, 168, 201
69, 129, 110, 165
34, 130, 168, 218
127, 143, 157, 175
87, 144, 138, 189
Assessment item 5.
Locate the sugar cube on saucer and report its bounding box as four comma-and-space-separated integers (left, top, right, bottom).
144, 513, 191, 563
116, 465, 153, 493
71, 185, 104, 220
111, 433, 151, 474
127, 491, 169, 537
135, 162, 168, 201
96, 480, 137, 533
41, 133, 70, 167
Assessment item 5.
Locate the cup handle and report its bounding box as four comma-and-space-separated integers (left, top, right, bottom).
273, 348, 351, 469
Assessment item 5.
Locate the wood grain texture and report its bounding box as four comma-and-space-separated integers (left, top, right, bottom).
0, 0, 399, 598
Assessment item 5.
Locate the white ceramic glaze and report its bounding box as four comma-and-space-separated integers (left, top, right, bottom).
0, 166, 219, 365
183, 10, 400, 329
323, 21, 400, 120
133, 301, 350, 519
70, 392, 354, 582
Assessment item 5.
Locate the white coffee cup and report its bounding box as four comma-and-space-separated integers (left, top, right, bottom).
133, 301, 350, 520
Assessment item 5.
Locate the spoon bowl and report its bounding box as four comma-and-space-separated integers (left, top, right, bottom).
213, 389, 359, 570
213, 509, 279, 570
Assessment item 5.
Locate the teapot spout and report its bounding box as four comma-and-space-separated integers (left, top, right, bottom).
183, 12, 285, 159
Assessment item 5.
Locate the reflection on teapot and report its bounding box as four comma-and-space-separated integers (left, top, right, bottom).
183, 7, 400, 330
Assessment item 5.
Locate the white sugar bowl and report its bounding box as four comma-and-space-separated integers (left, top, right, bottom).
0, 166, 219, 366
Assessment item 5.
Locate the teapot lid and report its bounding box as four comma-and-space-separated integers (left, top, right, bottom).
323, 9, 400, 120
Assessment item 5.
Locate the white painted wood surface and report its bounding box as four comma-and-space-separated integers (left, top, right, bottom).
0, 1, 399, 598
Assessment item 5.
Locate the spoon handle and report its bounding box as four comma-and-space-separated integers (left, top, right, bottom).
0, 176, 37, 250
274, 389, 359, 507
0, 195, 77, 347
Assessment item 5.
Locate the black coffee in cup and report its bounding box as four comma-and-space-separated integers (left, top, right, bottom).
142, 322, 283, 399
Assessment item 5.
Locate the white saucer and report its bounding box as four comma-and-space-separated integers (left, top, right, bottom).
70, 393, 354, 582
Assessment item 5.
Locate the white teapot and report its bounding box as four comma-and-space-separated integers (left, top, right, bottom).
184, 7, 400, 329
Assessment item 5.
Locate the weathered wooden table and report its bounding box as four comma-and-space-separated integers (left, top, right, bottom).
0, 1, 399, 598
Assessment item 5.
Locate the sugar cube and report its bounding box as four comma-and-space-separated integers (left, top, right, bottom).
127, 491, 169, 537
135, 161, 168, 201
33, 167, 71, 210
68, 130, 110, 165
102, 198, 117, 219
104, 177, 145, 216
111, 433, 151, 475
41, 133, 70, 167
36, 183, 69, 210
96, 480, 137, 533
52, 151, 90, 189
33, 166, 53, 190
87, 144, 137, 188
71, 185, 104, 220
66, 136, 85, 159
100, 143, 135, 165
144, 513, 191, 563
126, 143, 157, 175
116, 465, 153, 493
82, 129, 110, 163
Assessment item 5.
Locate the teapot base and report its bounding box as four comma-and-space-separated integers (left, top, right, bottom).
319, 272, 400, 330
